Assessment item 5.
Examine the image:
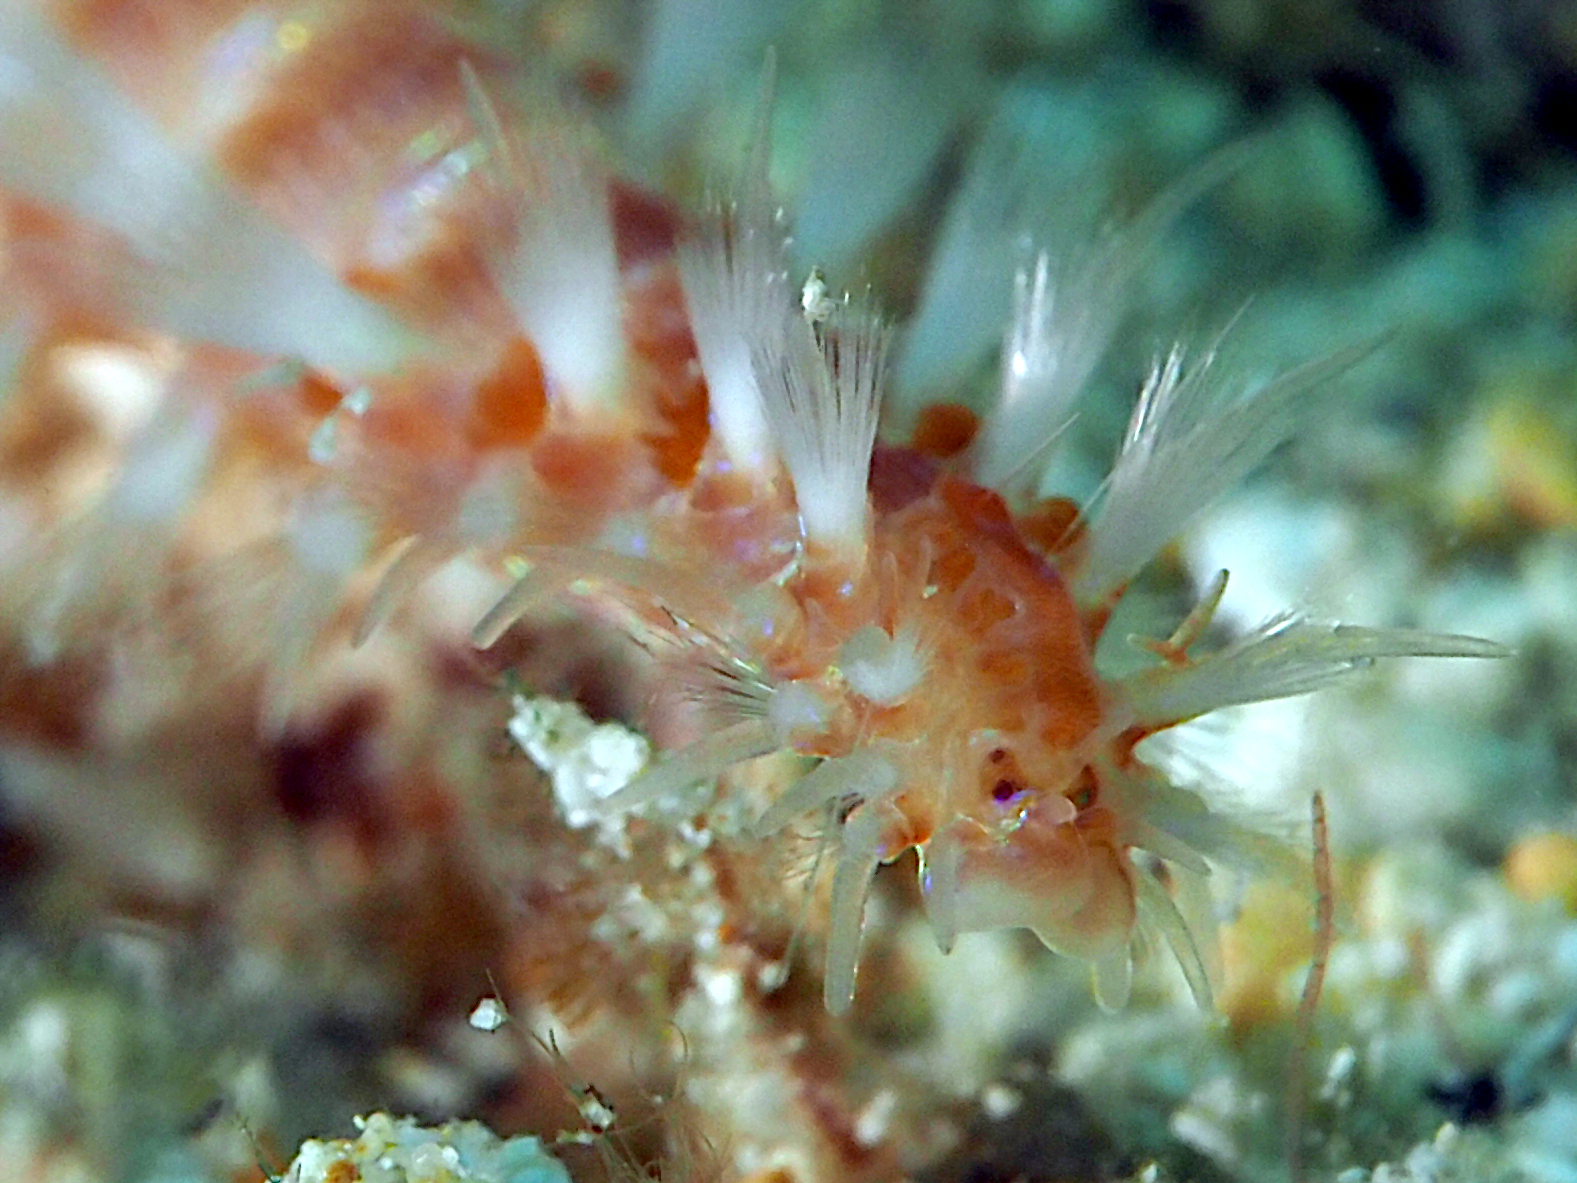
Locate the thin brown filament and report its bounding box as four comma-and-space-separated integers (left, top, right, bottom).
1285, 790, 1333, 1183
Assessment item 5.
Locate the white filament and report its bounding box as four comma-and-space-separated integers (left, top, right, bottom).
1075, 341, 1381, 604
751, 301, 889, 556
1123, 612, 1510, 729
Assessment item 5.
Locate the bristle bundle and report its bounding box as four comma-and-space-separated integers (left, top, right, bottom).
1075, 340, 1379, 603
752, 300, 889, 556
0, 8, 413, 372
1124, 612, 1511, 728
676, 62, 789, 478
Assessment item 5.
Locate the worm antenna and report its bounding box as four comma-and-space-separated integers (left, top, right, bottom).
824, 804, 889, 1015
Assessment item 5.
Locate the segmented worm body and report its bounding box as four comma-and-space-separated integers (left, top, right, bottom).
0, 0, 1506, 1017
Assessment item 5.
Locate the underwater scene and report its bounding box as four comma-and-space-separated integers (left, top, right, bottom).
0, 1, 1574, 1181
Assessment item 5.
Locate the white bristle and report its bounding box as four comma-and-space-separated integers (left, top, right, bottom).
970, 248, 1103, 491
1122, 612, 1511, 730
891, 110, 1058, 413
971, 147, 1249, 492
463, 66, 626, 416
677, 124, 791, 479
0, 8, 415, 374
1074, 340, 1380, 605
751, 300, 889, 556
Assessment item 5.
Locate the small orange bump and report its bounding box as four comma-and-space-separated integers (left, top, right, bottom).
911, 402, 979, 460
298, 371, 346, 416
1505, 831, 1577, 913
1016, 496, 1084, 556
323, 1161, 361, 1183
958, 586, 1017, 633
642, 369, 710, 486
468, 336, 547, 450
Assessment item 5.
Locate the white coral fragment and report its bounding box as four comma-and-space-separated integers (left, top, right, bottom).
507, 695, 651, 835
283, 1112, 569, 1183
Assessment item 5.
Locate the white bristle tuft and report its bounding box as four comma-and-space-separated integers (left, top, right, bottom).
839, 624, 925, 704
891, 110, 1059, 413
751, 299, 889, 557
463, 65, 626, 416
971, 147, 1249, 492
0, 9, 415, 374
677, 64, 790, 479
1074, 339, 1379, 604
1122, 612, 1511, 729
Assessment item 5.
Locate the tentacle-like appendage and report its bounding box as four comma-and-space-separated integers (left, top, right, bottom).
824, 803, 891, 1015
1133, 861, 1214, 1009
598, 718, 780, 816
752, 749, 899, 838
1122, 613, 1512, 730
355, 535, 442, 646
1090, 942, 1134, 1012
472, 564, 555, 649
